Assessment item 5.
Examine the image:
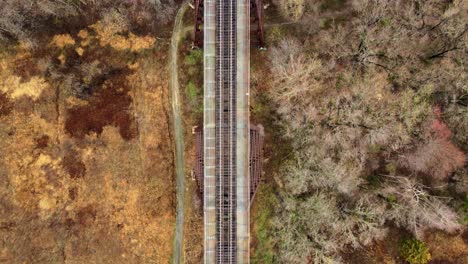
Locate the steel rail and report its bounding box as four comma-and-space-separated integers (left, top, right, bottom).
204, 1, 250, 263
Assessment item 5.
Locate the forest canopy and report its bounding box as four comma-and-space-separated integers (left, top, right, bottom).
260, 0, 467, 263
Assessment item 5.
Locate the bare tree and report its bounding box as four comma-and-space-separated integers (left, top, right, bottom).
384, 176, 462, 238
273, 192, 387, 263
265, 1, 466, 261
0, 0, 78, 45
269, 38, 329, 129
0, 1, 30, 44
0, 0, 178, 45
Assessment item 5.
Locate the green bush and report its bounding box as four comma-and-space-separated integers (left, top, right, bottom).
186, 81, 198, 103
368, 144, 382, 154
385, 163, 397, 175
251, 185, 277, 264
380, 17, 391, 27
184, 49, 203, 66
266, 26, 286, 44
462, 197, 468, 223
366, 174, 382, 189
185, 49, 203, 79
399, 238, 431, 264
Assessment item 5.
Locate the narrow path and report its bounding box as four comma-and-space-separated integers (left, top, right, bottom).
170, 1, 189, 263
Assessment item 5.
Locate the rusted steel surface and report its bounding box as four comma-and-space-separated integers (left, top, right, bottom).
193, 125, 264, 202
194, 0, 204, 47
193, 126, 204, 195
250, 0, 265, 47
249, 124, 264, 202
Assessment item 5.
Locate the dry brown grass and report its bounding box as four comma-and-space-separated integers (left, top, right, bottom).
90, 20, 156, 52
0, 23, 175, 263
50, 34, 76, 48
425, 231, 468, 263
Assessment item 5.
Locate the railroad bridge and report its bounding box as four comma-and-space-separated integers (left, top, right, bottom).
192, 0, 265, 263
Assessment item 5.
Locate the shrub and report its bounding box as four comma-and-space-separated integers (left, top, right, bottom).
462, 197, 468, 223
0, 0, 177, 45
186, 82, 198, 103
385, 163, 397, 175
184, 49, 203, 66
366, 174, 382, 189
403, 138, 465, 180
266, 26, 286, 44
319, 0, 347, 12
274, 0, 305, 21
399, 238, 431, 264
251, 185, 277, 264
431, 106, 451, 140
185, 49, 203, 77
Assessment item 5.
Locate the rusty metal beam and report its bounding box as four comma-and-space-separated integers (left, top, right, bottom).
251, 0, 265, 48
194, 0, 204, 47
193, 125, 264, 203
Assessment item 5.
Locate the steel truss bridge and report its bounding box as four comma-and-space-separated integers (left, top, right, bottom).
194, 0, 264, 263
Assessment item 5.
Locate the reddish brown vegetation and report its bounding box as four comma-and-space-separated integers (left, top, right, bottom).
405, 139, 464, 180
404, 107, 465, 180
68, 187, 78, 201
431, 119, 452, 140
12, 55, 42, 82
426, 231, 468, 264
430, 106, 452, 140
62, 150, 86, 179
65, 74, 137, 141
76, 205, 97, 227
0, 92, 13, 116
34, 135, 50, 149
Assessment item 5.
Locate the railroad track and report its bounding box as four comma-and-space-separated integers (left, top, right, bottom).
204, 1, 250, 263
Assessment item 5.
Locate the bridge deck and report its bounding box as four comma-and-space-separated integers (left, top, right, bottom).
204, 1, 250, 263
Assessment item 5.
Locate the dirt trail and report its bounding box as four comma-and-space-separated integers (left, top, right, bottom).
170, 1, 190, 263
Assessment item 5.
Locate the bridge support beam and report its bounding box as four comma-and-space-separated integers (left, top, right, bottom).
251, 0, 265, 48
194, 0, 204, 47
